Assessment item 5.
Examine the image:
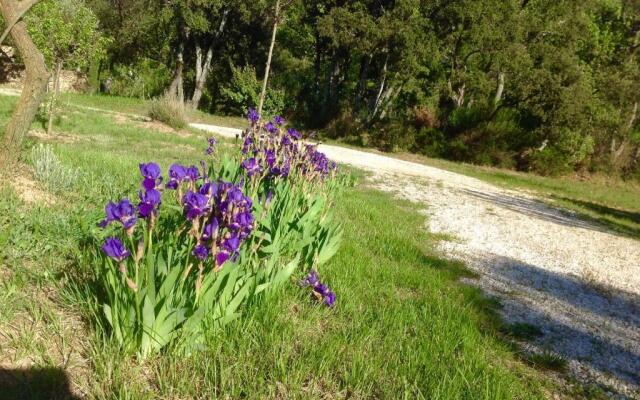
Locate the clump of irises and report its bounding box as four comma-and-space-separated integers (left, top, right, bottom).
98, 161, 255, 292
93, 121, 342, 356
300, 270, 336, 307
240, 108, 337, 182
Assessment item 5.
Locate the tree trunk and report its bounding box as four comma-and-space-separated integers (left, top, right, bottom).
190, 9, 229, 110
258, 0, 280, 116
611, 102, 638, 164
46, 61, 62, 135
494, 72, 505, 107
371, 53, 389, 119
354, 55, 371, 113
168, 43, 184, 103
0, 0, 49, 168
0, 0, 39, 46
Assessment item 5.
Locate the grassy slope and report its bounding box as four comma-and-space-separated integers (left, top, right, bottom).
0, 94, 553, 398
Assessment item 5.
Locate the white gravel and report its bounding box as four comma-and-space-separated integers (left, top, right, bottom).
193, 123, 640, 397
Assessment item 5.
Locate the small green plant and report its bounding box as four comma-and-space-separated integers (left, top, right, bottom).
148, 96, 187, 130
527, 350, 568, 371
30, 144, 79, 193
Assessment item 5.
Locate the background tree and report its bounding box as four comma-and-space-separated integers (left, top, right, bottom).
25, 0, 107, 134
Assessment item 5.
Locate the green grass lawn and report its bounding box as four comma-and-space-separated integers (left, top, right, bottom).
0, 94, 562, 398
59, 92, 249, 129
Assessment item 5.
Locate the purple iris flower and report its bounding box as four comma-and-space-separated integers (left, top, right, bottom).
301, 270, 336, 307
241, 158, 261, 177
265, 122, 278, 134
233, 212, 254, 229
186, 166, 200, 182
264, 149, 276, 168
287, 128, 301, 140
205, 137, 217, 155
201, 218, 219, 242
273, 115, 285, 125
99, 199, 137, 229
192, 244, 209, 261
138, 189, 161, 218
182, 191, 210, 220
139, 162, 162, 190
166, 164, 187, 189
102, 237, 130, 262
222, 235, 240, 253
199, 181, 217, 198
247, 108, 260, 124
301, 270, 320, 287
242, 136, 254, 154
216, 251, 230, 266
324, 291, 336, 307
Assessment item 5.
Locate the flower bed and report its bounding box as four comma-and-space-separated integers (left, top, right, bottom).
91, 110, 347, 356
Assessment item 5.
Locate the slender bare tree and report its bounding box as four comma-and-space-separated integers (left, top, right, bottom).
257, 0, 293, 116
0, 0, 49, 168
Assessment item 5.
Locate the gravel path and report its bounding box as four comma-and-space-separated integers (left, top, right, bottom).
193, 123, 640, 397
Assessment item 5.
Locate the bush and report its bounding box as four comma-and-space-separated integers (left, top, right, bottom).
219, 65, 285, 117
528, 147, 572, 176
30, 144, 79, 193
108, 59, 171, 99
148, 96, 187, 130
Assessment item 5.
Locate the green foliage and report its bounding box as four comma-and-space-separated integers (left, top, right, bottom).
26, 0, 108, 69
148, 96, 187, 130
109, 59, 172, 99
220, 65, 285, 117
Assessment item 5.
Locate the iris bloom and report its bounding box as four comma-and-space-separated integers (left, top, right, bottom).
99, 199, 137, 229
102, 237, 130, 262
241, 158, 261, 177
140, 162, 162, 190
247, 108, 260, 124
138, 189, 161, 218
166, 164, 187, 189
182, 191, 210, 220
192, 244, 209, 261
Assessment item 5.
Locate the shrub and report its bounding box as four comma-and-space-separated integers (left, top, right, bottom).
148, 96, 187, 130
528, 147, 572, 176
89, 110, 345, 357
30, 144, 79, 193
219, 65, 285, 117
108, 60, 171, 99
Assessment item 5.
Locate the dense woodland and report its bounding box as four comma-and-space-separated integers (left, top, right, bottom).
4, 0, 640, 176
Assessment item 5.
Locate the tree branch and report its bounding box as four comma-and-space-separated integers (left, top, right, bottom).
0, 0, 40, 46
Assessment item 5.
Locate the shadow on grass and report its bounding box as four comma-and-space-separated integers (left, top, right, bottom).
460, 189, 611, 233
551, 196, 640, 239
0, 367, 80, 400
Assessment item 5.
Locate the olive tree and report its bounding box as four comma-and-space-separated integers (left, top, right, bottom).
25, 0, 107, 134
0, 0, 49, 168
